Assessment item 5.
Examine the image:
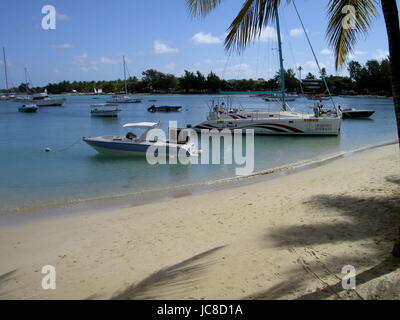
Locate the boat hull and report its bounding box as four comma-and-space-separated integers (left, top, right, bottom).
35, 98, 65, 106
19, 106, 38, 113
83, 137, 191, 157
342, 110, 375, 118
148, 106, 182, 112
90, 110, 120, 117
194, 117, 341, 136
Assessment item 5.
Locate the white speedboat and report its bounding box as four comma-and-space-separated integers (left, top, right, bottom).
90, 104, 121, 117
83, 122, 198, 157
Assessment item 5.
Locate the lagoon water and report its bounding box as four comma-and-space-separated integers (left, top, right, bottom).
0, 94, 397, 212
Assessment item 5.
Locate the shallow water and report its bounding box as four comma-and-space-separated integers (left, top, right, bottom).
0, 94, 397, 211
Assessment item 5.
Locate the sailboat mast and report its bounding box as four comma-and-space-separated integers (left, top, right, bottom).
123, 55, 127, 94
2, 47, 9, 91
24, 67, 29, 92
275, 9, 286, 110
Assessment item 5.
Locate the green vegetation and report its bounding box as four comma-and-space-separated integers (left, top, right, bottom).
5, 58, 392, 96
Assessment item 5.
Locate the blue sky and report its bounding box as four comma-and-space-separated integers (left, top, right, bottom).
0, 0, 396, 87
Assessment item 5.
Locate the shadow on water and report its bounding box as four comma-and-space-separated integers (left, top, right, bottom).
110, 245, 226, 300
242, 175, 400, 300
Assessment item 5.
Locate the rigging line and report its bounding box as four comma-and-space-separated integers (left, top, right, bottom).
255, 38, 261, 79
292, 0, 336, 109
221, 54, 231, 80
281, 7, 302, 95
236, 54, 244, 80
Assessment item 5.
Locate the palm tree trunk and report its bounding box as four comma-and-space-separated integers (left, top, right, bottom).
381, 0, 400, 257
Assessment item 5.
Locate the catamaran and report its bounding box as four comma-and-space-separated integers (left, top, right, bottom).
107, 56, 142, 104
192, 8, 341, 136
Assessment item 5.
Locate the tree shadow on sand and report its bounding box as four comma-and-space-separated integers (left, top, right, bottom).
0, 270, 17, 298
111, 245, 226, 300
244, 175, 400, 300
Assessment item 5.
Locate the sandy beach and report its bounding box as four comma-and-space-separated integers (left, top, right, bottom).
0, 144, 399, 300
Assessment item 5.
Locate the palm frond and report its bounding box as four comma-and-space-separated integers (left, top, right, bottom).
186, 0, 224, 17
225, 0, 284, 53
326, 0, 379, 69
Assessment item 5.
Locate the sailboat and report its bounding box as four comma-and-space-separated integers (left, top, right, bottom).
192, 8, 341, 136
13, 68, 65, 106
107, 56, 142, 104
0, 47, 15, 100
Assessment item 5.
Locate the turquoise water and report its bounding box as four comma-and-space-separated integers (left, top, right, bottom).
0, 94, 397, 211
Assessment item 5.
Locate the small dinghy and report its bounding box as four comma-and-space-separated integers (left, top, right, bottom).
340, 107, 375, 118
19, 104, 38, 113
147, 105, 182, 112
90, 104, 121, 117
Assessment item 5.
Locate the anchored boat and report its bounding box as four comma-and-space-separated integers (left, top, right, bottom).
191, 8, 341, 136
83, 122, 198, 157
90, 104, 121, 117
18, 104, 38, 113
147, 105, 182, 112
341, 108, 375, 118
106, 56, 142, 104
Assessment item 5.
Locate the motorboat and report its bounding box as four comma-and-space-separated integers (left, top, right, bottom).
147, 105, 182, 112
90, 104, 121, 117
18, 104, 38, 113
83, 122, 198, 157
340, 108, 375, 118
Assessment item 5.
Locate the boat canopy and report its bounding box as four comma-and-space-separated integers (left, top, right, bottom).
123, 122, 160, 129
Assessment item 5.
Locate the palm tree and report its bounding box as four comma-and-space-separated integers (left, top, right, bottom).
186, 0, 400, 257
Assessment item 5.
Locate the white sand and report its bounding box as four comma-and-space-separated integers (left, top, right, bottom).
0, 144, 399, 300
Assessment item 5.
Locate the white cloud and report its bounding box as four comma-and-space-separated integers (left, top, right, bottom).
164, 63, 176, 72
100, 57, 121, 65
72, 53, 98, 72
153, 40, 179, 54
72, 53, 88, 66
290, 28, 304, 38
191, 32, 222, 44
225, 63, 255, 79
57, 13, 69, 21
321, 49, 333, 55
258, 26, 278, 42
374, 49, 389, 60
354, 50, 368, 55
50, 43, 73, 49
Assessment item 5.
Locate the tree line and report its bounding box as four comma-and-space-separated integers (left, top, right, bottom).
3, 58, 392, 96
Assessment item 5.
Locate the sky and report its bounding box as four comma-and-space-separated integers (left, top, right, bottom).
0, 0, 397, 87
